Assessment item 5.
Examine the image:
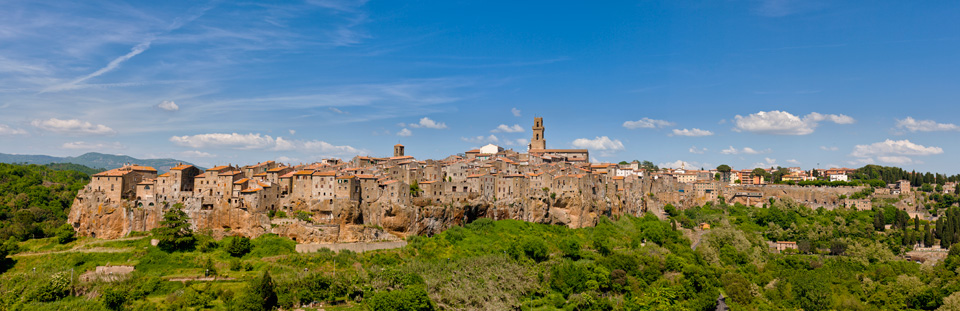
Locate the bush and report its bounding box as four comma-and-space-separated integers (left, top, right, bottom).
102, 288, 127, 311
521, 238, 550, 263
367, 286, 436, 311
226, 236, 253, 257
55, 223, 75, 244
559, 237, 581, 260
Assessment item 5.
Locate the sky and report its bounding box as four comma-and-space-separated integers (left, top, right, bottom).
1, 0, 959, 172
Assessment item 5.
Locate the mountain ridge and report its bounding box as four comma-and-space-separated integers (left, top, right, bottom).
0, 152, 202, 172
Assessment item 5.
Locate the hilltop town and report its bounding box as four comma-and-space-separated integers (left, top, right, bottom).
68, 117, 939, 243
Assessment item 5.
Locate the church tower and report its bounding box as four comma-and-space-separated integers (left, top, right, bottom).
530, 117, 546, 150
394, 144, 405, 157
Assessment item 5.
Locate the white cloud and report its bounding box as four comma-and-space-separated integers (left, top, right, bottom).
511, 108, 521, 117
0, 124, 27, 135
158, 100, 179, 111
491, 124, 524, 133
851, 139, 943, 157
181, 150, 216, 158
623, 118, 674, 129
820, 146, 839, 151
407, 117, 447, 129
752, 157, 778, 168
503, 138, 529, 146
786, 159, 801, 165
275, 156, 300, 163
32, 118, 116, 135
659, 160, 711, 169
733, 110, 854, 135
289, 129, 296, 135
689, 146, 707, 154
671, 128, 714, 137
878, 156, 913, 164
169, 132, 362, 155
895, 117, 960, 132
62, 141, 125, 150
171, 133, 276, 149
461, 135, 499, 144
397, 128, 412, 137
329, 107, 348, 114
572, 136, 625, 151
720, 146, 771, 155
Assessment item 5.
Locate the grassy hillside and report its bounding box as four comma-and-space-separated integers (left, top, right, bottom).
4, 200, 960, 310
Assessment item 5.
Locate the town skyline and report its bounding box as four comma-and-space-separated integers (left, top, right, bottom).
0, 1, 958, 172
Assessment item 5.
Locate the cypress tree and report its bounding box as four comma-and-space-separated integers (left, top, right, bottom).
944, 224, 955, 249
874, 210, 886, 231
915, 215, 921, 231
925, 223, 934, 247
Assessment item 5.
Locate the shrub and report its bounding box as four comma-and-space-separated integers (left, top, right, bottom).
226, 236, 253, 257
521, 238, 550, 262
102, 288, 127, 311
152, 206, 196, 252
559, 237, 581, 260
367, 286, 436, 311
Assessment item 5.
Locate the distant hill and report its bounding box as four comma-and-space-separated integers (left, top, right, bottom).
0, 152, 202, 172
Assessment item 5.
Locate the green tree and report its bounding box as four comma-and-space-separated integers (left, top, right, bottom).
232, 270, 278, 311
152, 205, 196, 252
874, 209, 886, 232
924, 223, 934, 247
226, 236, 253, 257
716, 164, 732, 173
559, 237, 581, 260
55, 223, 75, 244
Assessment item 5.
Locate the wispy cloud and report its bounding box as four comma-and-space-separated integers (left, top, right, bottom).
62, 141, 126, 150
491, 124, 523, 133
32, 118, 116, 135
623, 118, 674, 129
0, 124, 28, 135
41, 41, 152, 93
511, 108, 521, 117
407, 117, 448, 129
895, 117, 960, 132
671, 128, 714, 137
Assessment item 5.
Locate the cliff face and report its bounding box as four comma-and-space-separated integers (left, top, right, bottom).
67, 181, 873, 242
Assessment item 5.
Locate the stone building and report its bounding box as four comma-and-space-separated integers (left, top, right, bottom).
90, 165, 158, 202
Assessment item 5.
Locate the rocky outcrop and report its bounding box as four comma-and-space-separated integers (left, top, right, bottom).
68, 181, 875, 242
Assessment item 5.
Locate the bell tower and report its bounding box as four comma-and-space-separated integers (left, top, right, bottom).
530, 117, 546, 150
394, 144, 405, 157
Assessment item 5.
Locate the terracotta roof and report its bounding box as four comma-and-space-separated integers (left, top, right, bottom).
389, 156, 414, 160
279, 171, 296, 178
234, 178, 250, 184
93, 168, 128, 177
311, 171, 336, 177
240, 187, 263, 193
158, 173, 171, 177
130, 165, 157, 172
170, 164, 194, 171
219, 171, 241, 176
194, 174, 206, 178
267, 167, 288, 172
293, 170, 315, 176
381, 180, 399, 185
394, 143, 404, 147
419, 180, 437, 184
355, 174, 376, 179
466, 149, 481, 153
253, 173, 267, 177
248, 161, 275, 168
207, 165, 231, 171
337, 175, 356, 179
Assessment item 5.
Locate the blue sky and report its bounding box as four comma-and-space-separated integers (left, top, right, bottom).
1, 0, 959, 172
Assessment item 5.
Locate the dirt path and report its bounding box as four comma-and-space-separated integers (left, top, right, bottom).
12, 237, 146, 257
